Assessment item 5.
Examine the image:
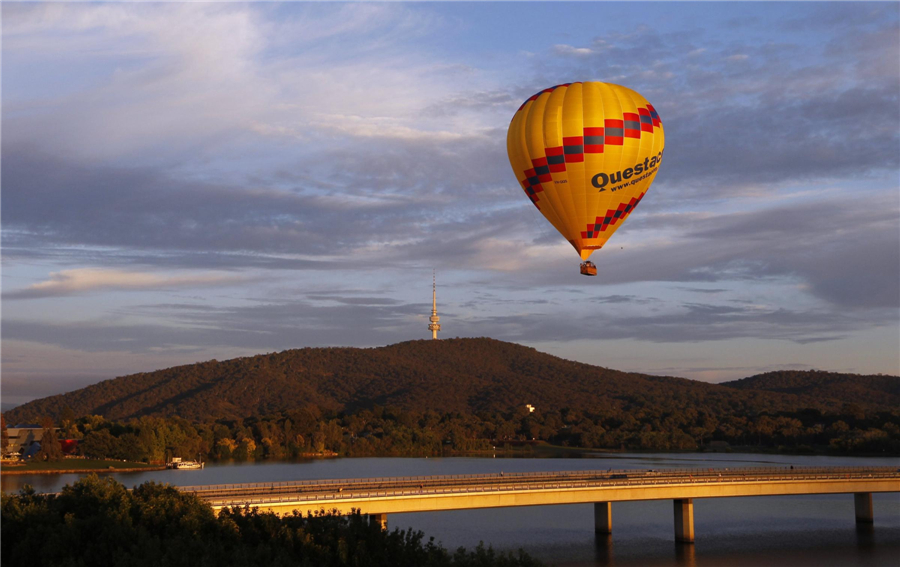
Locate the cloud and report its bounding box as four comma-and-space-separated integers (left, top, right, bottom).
3, 289, 892, 357
678, 287, 729, 294
3, 3, 274, 162
783, 3, 894, 32
535, 19, 900, 200
309, 114, 484, 142
1, 296, 426, 354
454, 301, 895, 346
552, 44, 595, 57
1, 3, 898, 398
607, 196, 899, 309
424, 90, 519, 118
5, 5, 896, 279
3, 268, 249, 300
1, 135, 532, 272
2, 3, 467, 164
587, 295, 654, 305
4, 150, 897, 313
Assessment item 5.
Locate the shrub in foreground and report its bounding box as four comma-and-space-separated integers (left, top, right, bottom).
1, 475, 540, 567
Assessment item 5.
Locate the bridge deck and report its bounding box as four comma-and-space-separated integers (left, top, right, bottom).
181, 466, 900, 517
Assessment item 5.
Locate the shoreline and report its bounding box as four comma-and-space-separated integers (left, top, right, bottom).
3, 447, 894, 476
1, 465, 167, 476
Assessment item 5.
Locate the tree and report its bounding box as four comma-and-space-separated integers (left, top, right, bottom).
60, 406, 78, 438
35, 416, 64, 461
312, 431, 326, 453
1, 414, 8, 455
80, 429, 118, 459
233, 438, 256, 460
1, 475, 539, 567
215, 438, 237, 460
753, 415, 776, 446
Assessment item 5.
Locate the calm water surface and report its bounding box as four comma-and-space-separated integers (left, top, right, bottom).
4, 452, 899, 566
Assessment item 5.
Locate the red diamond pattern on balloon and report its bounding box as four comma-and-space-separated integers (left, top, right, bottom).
580, 106, 661, 148
538, 106, 662, 166
647, 104, 661, 127
638, 108, 654, 133
583, 127, 604, 154
623, 113, 642, 139
530, 158, 553, 182
604, 119, 624, 146
580, 192, 645, 239
520, 176, 543, 209
562, 136, 584, 163
545, 147, 566, 173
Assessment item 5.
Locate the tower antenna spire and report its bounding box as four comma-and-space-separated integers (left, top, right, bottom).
428, 270, 441, 340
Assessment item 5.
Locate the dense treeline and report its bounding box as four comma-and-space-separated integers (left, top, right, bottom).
725, 370, 900, 408
9, 339, 897, 427
1, 475, 539, 567
47, 399, 900, 463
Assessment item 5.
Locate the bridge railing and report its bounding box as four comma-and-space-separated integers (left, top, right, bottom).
182, 466, 898, 494
202, 468, 900, 507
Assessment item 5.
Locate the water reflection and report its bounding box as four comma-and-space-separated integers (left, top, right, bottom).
593, 533, 613, 565
673, 543, 695, 567
855, 521, 876, 550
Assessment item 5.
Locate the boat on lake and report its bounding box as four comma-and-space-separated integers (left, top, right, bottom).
167, 457, 203, 470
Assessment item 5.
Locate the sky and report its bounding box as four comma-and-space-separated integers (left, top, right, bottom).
2, 2, 899, 409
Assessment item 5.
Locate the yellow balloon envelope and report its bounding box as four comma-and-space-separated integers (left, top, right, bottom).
507, 82, 665, 266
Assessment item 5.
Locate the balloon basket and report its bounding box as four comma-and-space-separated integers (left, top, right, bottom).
580, 261, 597, 276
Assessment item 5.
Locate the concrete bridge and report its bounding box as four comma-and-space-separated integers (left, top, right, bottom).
181, 466, 900, 543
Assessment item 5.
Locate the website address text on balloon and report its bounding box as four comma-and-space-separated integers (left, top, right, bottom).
591, 150, 664, 193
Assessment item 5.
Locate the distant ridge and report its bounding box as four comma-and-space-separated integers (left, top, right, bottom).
722, 370, 900, 408
5, 338, 898, 423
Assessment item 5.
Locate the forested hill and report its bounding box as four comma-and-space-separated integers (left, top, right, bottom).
5, 338, 897, 424
722, 370, 900, 408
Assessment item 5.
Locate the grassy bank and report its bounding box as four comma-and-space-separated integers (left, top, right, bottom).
1, 459, 165, 475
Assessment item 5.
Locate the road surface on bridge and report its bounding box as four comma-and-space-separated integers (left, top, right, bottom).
180, 466, 899, 513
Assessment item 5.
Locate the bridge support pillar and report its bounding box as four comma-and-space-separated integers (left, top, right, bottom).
854, 493, 873, 524
594, 502, 612, 534
674, 499, 694, 543
370, 513, 387, 531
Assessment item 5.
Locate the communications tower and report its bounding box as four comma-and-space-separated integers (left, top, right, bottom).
428, 271, 441, 340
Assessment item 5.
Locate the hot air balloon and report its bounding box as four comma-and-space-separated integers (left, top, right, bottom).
507, 82, 665, 276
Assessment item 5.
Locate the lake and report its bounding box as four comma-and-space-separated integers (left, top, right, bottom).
4, 452, 899, 566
